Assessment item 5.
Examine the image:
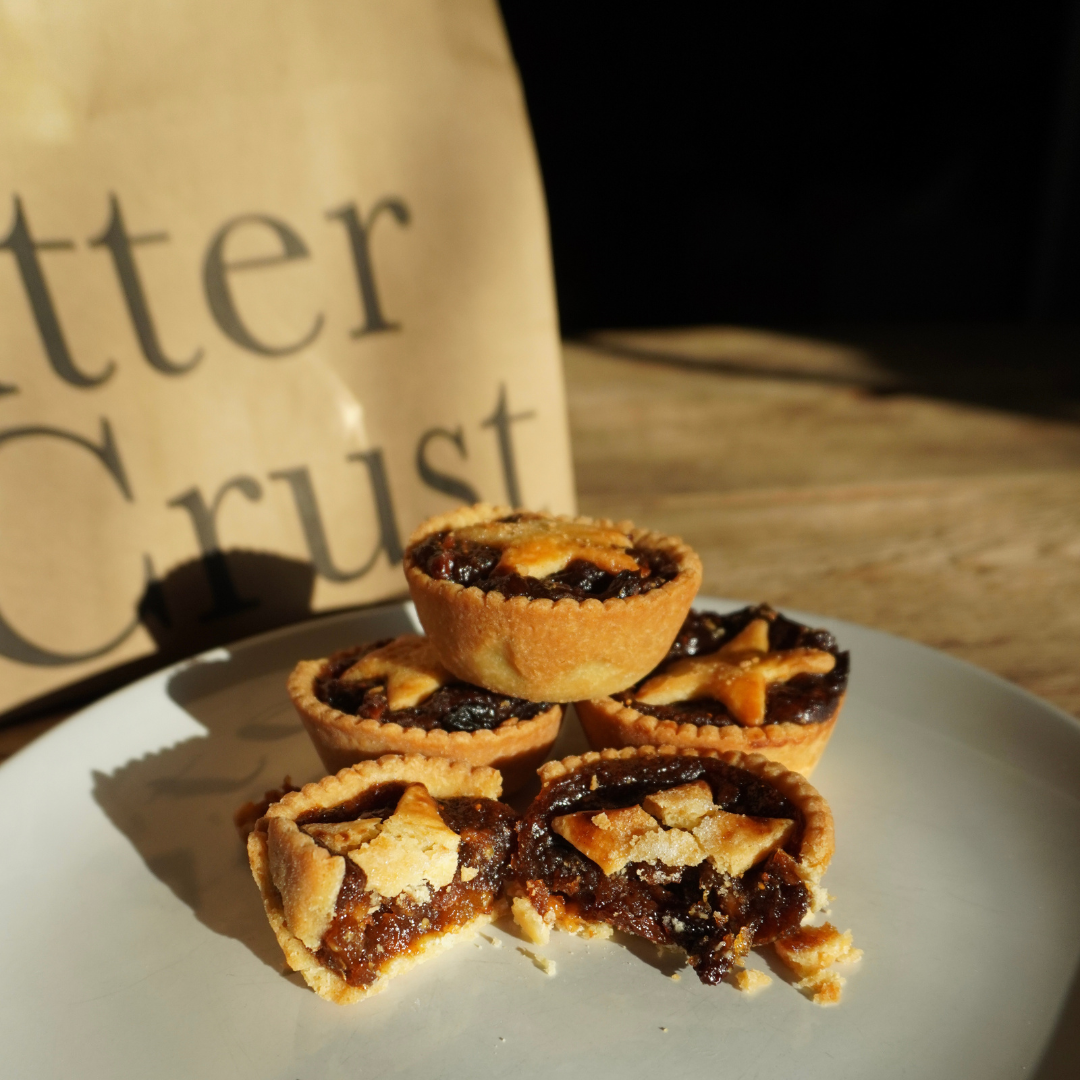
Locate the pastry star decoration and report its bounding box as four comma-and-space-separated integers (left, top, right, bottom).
455, 517, 642, 579
633, 618, 835, 726
552, 781, 795, 877
341, 634, 452, 710
302, 783, 460, 903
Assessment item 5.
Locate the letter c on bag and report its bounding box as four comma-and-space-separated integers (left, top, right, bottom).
0, 419, 141, 666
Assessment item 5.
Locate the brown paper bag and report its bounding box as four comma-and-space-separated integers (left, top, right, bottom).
0, 0, 574, 716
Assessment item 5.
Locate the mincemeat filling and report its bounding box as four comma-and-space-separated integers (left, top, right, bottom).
513, 756, 809, 985
615, 605, 849, 727
299, 790, 517, 988
408, 515, 679, 602
314, 643, 553, 731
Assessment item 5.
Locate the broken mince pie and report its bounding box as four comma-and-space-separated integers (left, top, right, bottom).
404, 504, 702, 702
288, 634, 563, 793
247, 755, 516, 1004
575, 605, 849, 776
511, 745, 857, 997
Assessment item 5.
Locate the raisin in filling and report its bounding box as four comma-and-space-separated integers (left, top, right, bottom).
299, 788, 517, 988
614, 605, 849, 727
409, 518, 679, 601
314, 644, 553, 732
513, 756, 809, 985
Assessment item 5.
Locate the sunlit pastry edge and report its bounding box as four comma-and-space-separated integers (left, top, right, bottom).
574, 693, 845, 777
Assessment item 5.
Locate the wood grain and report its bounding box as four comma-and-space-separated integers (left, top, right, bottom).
566, 336, 1080, 719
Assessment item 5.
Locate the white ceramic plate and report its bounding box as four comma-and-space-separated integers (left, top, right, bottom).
2, 598, 1079, 1080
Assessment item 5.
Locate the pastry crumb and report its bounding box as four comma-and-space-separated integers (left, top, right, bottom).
803, 883, 832, 916
800, 970, 845, 1006
775, 923, 861, 978
660, 1027, 668, 1033
731, 968, 772, 995
570, 918, 614, 940
670, 972, 681, 981
481, 933, 502, 948
460, 866, 479, 883
518, 948, 556, 975
775, 923, 861, 1005
512, 897, 551, 945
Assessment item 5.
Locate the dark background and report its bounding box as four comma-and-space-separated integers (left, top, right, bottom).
500, 2, 1080, 335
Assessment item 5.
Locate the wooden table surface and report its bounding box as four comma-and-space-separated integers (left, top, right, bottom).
3, 324, 1079, 762
571, 326, 1080, 720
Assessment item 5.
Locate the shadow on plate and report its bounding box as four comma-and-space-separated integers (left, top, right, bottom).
90, 601, 416, 970
1034, 957, 1080, 1080
612, 932, 686, 978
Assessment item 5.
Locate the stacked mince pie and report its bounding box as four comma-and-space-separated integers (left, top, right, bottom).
245, 505, 860, 1007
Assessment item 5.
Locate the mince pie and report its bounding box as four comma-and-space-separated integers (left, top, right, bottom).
575, 606, 848, 775
510, 745, 854, 993
288, 634, 563, 793
246, 755, 515, 1003
404, 504, 702, 702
